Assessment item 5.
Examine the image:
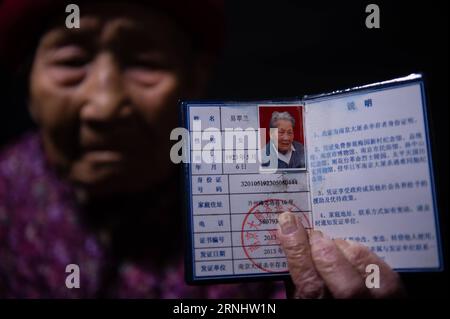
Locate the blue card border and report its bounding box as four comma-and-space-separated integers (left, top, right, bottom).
181, 73, 444, 284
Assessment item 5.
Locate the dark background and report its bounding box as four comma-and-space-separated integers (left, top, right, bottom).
0, 0, 448, 297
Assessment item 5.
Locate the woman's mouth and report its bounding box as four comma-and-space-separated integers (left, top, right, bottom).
83, 150, 123, 163
80, 148, 125, 164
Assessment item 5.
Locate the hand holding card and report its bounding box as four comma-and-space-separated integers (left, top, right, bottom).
278, 211, 405, 298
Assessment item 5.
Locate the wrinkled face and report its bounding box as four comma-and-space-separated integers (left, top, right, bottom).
29, 4, 207, 197
272, 119, 294, 154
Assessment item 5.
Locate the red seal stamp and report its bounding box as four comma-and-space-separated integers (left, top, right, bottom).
241, 198, 311, 273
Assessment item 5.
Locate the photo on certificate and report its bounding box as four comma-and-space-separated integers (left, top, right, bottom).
258, 105, 306, 172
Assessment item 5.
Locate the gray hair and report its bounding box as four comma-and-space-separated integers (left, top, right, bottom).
269, 111, 295, 128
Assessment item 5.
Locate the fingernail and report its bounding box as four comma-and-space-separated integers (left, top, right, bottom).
346, 240, 360, 247
309, 230, 324, 245
278, 212, 298, 235
334, 238, 350, 249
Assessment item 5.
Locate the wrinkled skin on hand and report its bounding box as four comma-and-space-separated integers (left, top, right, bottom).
277, 212, 405, 299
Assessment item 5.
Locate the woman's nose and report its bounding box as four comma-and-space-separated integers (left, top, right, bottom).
80, 53, 132, 123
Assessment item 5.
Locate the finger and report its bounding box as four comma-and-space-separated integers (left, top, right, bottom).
309, 231, 370, 298
277, 212, 326, 299
334, 239, 405, 298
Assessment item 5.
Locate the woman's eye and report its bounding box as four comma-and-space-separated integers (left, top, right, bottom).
58, 57, 90, 68
51, 46, 90, 68
126, 52, 168, 70
129, 59, 162, 70
47, 46, 90, 85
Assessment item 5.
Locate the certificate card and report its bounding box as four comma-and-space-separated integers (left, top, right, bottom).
180, 74, 443, 283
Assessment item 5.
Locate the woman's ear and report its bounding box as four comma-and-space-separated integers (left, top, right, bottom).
28, 69, 40, 125
18, 53, 40, 125
10, 51, 39, 124
28, 99, 40, 124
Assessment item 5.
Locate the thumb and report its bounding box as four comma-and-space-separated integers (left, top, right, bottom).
277, 212, 326, 298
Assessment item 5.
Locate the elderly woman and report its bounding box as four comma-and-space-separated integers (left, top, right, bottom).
262, 111, 306, 170
0, 0, 285, 298
0, 0, 404, 299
